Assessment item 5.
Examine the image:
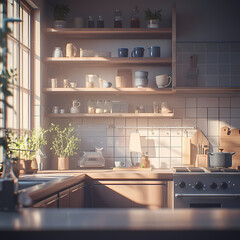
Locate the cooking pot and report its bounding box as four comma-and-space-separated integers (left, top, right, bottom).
208, 150, 235, 168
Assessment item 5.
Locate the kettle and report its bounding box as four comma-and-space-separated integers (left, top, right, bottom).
70, 100, 81, 114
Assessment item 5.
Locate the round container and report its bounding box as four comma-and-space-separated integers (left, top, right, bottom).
134, 78, 148, 88
135, 71, 148, 78
208, 152, 235, 168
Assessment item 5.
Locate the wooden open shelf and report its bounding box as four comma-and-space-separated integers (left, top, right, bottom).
43, 57, 172, 66
46, 113, 174, 119
44, 28, 172, 39
175, 87, 240, 94
43, 87, 174, 95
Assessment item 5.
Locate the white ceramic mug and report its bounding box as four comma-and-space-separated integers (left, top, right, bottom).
156, 75, 172, 88
66, 43, 77, 57
52, 106, 59, 114
59, 108, 65, 114
115, 161, 124, 168
70, 82, 77, 88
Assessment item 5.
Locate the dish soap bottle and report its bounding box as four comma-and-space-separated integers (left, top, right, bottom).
144, 152, 150, 168
141, 152, 146, 168
130, 6, 140, 28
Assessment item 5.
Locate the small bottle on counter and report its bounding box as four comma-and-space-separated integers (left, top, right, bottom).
130, 6, 140, 28
114, 8, 122, 28
88, 100, 95, 114
97, 16, 104, 28
87, 16, 95, 28
141, 152, 150, 168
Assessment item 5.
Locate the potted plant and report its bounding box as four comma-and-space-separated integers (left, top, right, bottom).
144, 8, 162, 28
9, 128, 48, 173
53, 2, 70, 28
49, 123, 80, 170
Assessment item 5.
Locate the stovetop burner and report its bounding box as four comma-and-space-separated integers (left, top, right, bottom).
173, 167, 205, 172
173, 167, 240, 173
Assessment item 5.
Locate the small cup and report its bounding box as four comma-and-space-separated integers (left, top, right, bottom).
118, 48, 128, 57
70, 82, 77, 88
131, 47, 144, 57
115, 161, 124, 168
59, 108, 65, 114
148, 46, 161, 57
50, 78, 57, 88
156, 75, 172, 88
63, 79, 69, 88
52, 106, 59, 114
104, 82, 112, 88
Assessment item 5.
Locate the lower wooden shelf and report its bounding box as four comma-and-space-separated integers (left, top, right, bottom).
46, 113, 174, 118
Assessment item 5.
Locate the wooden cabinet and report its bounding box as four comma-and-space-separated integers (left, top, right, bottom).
32, 194, 59, 208
69, 183, 85, 208
90, 180, 168, 209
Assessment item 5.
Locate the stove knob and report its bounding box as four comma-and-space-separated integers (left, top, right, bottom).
195, 181, 203, 190
179, 181, 186, 188
210, 182, 217, 189
220, 182, 228, 189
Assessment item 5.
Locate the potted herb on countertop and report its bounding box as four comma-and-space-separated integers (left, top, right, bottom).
49, 123, 81, 170
53, 2, 70, 28
9, 128, 48, 173
144, 8, 162, 28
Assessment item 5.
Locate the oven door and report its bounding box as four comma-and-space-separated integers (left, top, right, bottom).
174, 193, 240, 208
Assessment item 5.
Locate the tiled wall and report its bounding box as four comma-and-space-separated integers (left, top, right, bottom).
177, 42, 240, 87
68, 96, 240, 169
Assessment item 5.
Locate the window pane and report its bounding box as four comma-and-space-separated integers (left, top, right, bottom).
13, 0, 19, 39
22, 92, 30, 129
22, 48, 30, 89
22, 8, 29, 47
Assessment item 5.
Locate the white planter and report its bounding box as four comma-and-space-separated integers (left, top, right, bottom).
58, 157, 69, 170
147, 19, 159, 28
54, 20, 66, 28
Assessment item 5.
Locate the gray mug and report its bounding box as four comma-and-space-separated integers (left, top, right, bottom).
118, 48, 129, 57
148, 46, 160, 57
131, 47, 144, 57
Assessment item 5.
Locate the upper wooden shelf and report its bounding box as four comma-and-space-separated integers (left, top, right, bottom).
175, 87, 240, 94
43, 87, 174, 95
44, 28, 172, 39
43, 57, 172, 66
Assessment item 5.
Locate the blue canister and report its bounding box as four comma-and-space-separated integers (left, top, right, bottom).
118, 48, 129, 57
148, 46, 160, 57
131, 47, 144, 57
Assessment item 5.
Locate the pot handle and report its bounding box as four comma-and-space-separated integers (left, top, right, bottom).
208, 152, 213, 155
231, 152, 235, 155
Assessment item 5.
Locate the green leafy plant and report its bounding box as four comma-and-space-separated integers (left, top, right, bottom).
53, 2, 70, 20
144, 8, 162, 20
8, 128, 48, 160
49, 123, 80, 158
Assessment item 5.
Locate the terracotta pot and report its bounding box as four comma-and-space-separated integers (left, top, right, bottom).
58, 157, 69, 170
23, 159, 32, 170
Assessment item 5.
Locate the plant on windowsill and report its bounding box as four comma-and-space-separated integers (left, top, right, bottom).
0, 0, 22, 179
144, 8, 162, 28
49, 123, 81, 170
53, 2, 70, 28
8, 128, 48, 174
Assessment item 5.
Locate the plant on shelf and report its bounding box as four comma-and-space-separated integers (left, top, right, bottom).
53, 2, 70, 28
144, 8, 162, 28
49, 123, 81, 170
9, 128, 48, 172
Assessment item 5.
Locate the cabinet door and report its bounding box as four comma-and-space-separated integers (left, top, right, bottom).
69, 183, 85, 208
33, 194, 59, 208
59, 189, 70, 208
91, 181, 167, 208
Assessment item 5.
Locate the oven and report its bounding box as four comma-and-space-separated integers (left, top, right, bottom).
173, 167, 240, 208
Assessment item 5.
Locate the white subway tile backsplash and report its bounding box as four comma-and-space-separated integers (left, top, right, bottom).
171, 137, 182, 147
220, 108, 231, 118
115, 147, 126, 158
171, 158, 182, 167
171, 147, 182, 158
174, 108, 186, 118
186, 97, 197, 107
219, 118, 231, 129
197, 108, 207, 118
207, 119, 219, 136
197, 97, 218, 107
150, 158, 160, 168
208, 137, 219, 147
115, 137, 125, 147
160, 137, 171, 147
197, 118, 208, 135
148, 147, 160, 158
231, 108, 240, 118
160, 158, 171, 168
126, 118, 137, 127
186, 108, 197, 118
160, 147, 171, 157
208, 108, 219, 118
231, 98, 240, 107
160, 128, 171, 137
148, 136, 160, 147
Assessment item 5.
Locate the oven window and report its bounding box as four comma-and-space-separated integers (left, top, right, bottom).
190, 203, 222, 208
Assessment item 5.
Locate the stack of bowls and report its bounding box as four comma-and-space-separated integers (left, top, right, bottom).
134, 71, 148, 87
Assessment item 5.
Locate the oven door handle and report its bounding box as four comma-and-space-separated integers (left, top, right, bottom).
175, 193, 240, 198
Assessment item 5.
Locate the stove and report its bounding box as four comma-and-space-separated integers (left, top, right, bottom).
173, 167, 240, 208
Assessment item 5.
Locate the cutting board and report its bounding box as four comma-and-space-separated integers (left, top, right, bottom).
182, 135, 191, 165
190, 130, 209, 167
220, 126, 240, 169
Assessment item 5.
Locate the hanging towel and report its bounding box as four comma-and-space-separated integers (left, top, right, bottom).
129, 132, 142, 153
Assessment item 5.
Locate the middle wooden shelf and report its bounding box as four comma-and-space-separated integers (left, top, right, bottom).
43, 57, 172, 66
43, 87, 174, 95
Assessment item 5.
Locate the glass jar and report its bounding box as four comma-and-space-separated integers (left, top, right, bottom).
114, 8, 122, 28
87, 16, 95, 28
130, 6, 140, 28
88, 100, 95, 114
103, 100, 112, 113
97, 16, 104, 28
95, 100, 103, 114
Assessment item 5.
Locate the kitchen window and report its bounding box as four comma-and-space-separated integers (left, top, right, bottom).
5, 0, 33, 131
